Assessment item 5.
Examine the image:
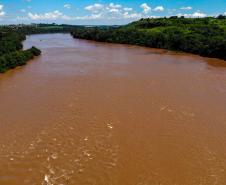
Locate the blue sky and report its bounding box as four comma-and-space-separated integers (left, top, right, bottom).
0, 0, 225, 25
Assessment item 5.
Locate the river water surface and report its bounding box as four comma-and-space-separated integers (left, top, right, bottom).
0, 33, 226, 185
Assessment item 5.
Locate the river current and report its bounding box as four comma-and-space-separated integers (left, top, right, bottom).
0, 33, 226, 185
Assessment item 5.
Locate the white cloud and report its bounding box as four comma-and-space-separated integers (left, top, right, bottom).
180, 6, 193, 10
123, 12, 141, 19
64, 4, 71, 9
0, 4, 5, 17
109, 3, 122, 9
28, 10, 66, 20
154, 6, 164, 12
21, 8, 141, 22
109, 8, 119, 13
73, 14, 103, 20
81, 3, 145, 21
85, 3, 124, 15
224, 12, 226, 15
124, 7, 133, 11
192, 12, 207, 17
140, 3, 151, 14
85, 3, 104, 13
84, 3, 137, 19
17, 2, 155, 23
177, 12, 207, 18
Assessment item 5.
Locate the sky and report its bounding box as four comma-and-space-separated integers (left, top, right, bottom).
0, 0, 225, 25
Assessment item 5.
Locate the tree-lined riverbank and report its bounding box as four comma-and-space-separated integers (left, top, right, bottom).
71, 16, 226, 60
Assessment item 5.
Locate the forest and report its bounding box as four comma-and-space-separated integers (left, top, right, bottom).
71, 16, 226, 60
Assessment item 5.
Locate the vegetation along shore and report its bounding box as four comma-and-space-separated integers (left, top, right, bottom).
71, 16, 226, 60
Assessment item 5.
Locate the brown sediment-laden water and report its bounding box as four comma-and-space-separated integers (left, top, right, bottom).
0, 33, 226, 185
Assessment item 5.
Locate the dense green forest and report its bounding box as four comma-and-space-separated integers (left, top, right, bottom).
71, 16, 226, 60
0, 24, 80, 73
0, 47, 41, 73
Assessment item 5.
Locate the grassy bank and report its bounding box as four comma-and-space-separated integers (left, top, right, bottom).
71, 16, 226, 60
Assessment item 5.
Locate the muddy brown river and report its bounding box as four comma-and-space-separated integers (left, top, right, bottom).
0, 33, 226, 185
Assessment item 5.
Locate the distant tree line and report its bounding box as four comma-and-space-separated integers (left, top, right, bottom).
0, 23, 82, 35
71, 16, 226, 60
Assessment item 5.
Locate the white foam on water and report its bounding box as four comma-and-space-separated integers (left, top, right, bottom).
107, 122, 113, 129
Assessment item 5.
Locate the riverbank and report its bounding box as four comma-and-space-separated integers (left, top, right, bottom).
71, 17, 226, 61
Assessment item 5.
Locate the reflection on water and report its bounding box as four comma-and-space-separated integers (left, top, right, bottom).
1, 33, 226, 185
207, 60, 226, 68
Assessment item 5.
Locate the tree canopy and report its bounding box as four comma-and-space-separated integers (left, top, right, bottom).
71, 16, 226, 60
